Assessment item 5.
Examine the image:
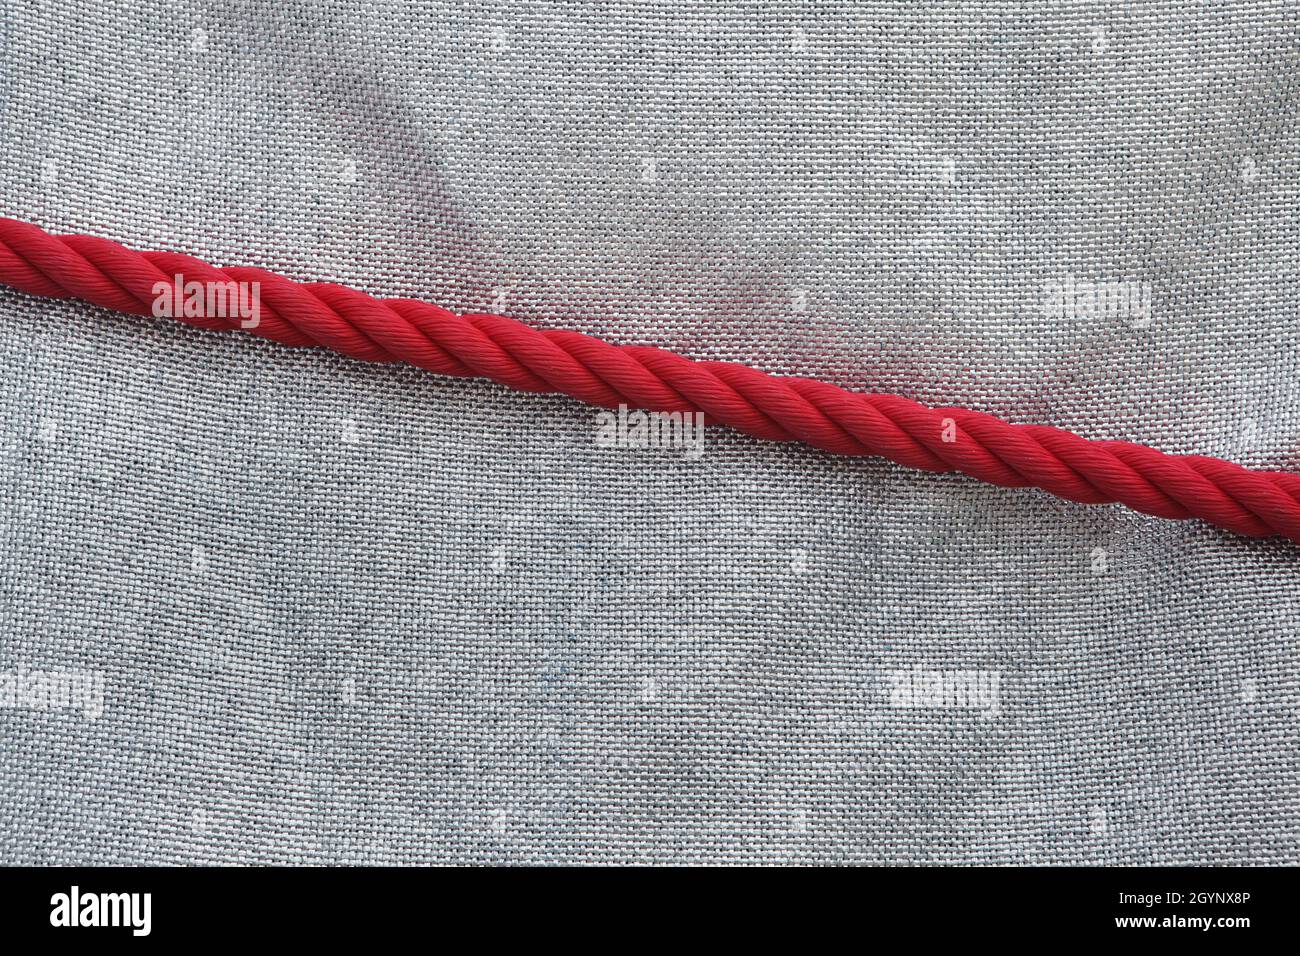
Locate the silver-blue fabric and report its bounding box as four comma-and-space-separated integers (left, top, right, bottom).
1, 0, 1297, 863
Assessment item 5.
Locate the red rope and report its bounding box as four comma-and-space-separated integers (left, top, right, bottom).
2, 215, 1297, 543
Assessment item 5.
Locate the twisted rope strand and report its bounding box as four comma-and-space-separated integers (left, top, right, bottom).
2, 216, 1297, 543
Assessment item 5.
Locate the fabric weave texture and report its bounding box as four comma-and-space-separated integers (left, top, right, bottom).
1, 0, 1298, 864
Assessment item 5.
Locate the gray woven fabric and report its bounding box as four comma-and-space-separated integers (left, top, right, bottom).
1, 0, 1298, 864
